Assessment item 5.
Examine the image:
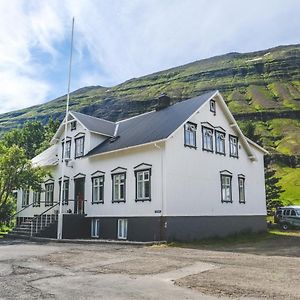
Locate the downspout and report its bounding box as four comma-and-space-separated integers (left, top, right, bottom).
154, 142, 165, 241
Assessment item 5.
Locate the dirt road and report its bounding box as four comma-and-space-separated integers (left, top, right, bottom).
0, 233, 299, 299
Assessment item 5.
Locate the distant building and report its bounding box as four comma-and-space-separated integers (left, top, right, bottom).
15, 90, 267, 241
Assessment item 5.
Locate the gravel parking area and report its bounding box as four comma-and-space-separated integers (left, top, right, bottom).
0, 233, 299, 299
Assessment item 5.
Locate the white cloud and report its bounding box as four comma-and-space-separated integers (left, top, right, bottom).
0, 0, 299, 114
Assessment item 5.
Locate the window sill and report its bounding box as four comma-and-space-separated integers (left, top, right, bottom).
112, 200, 126, 203
92, 201, 104, 205
184, 144, 197, 149
216, 152, 226, 156
239, 201, 246, 204
202, 148, 214, 153
135, 198, 151, 202
229, 155, 239, 159
221, 200, 233, 203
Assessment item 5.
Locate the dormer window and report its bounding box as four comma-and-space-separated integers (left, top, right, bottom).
184, 122, 197, 148
210, 100, 216, 114
62, 140, 71, 160
75, 136, 85, 158
71, 121, 77, 131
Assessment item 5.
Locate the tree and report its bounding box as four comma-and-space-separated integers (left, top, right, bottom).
0, 142, 48, 220
3, 121, 45, 159
265, 167, 285, 212
239, 121, 261, 144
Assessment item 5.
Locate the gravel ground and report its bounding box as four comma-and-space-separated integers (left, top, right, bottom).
0, 233, 299, 299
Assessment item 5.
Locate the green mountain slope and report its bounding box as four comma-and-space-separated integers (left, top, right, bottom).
0, 44, 299, 203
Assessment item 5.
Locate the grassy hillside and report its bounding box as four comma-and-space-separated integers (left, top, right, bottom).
0, 44, 299, 204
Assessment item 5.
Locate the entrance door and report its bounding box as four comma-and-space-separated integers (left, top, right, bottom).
74, 177, 85, 214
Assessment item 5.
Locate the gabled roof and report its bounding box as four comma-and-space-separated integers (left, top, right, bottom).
32, 145, 59, 167
70, 111, 115, 137
87, 91, 217, 156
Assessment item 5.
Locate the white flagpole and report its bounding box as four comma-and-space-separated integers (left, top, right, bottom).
57, 17, 75, 239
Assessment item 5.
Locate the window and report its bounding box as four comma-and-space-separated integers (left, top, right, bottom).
59, 180, 69, 205
215, 131, 225, 155
33, 191, 41, 207
117, 219, 128, 239
75, 136, 84, 158
184, 122, 197, 148
210, 100, 216, 114
221, 175, 232, 203
112, 173, 126, 202
45, 183, 54, 206
238, 176, 245, 203
92, 176, 104, 203
135, 170, 151, 201
91, 219, 100, 238
71, 121, 77, 131
291, 210, 296, 216
22, 190, 29, 207
62, 140, 71, 160
229, 135, 238, 158
202, 127, 214, 152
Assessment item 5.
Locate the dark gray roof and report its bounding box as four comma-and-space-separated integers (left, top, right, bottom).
87, 90, 217, 156
71, 111, 115, 136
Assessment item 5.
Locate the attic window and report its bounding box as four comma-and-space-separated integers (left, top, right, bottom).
71, 121, 77, 131
210, 100, 216, 114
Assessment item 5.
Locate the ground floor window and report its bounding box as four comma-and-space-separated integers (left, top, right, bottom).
45, 183, 54, 206
22, 190, 29, 207
33, 191, 41, 207
238, 176, 245, 203
221, 174, 232, 203
117, 219, 128, 239
91, 219, 100, 238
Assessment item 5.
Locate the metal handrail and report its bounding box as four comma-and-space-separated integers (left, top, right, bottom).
30, 202, 60, 236
0, 202, 35, 225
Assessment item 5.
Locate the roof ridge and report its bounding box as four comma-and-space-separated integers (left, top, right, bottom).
70, 111, 116, 124
117, 110, 154, 124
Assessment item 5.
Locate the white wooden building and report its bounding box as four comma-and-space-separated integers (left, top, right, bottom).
16, 91, 267, 241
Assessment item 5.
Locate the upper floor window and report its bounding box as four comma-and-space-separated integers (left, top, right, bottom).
215, 131, 226, 155
22, 190, 29, 207
75, 136, 84, 158
112, 173, 126, 203
210, 100, 216, 114
184, 122, 197, 148
59, 180, 69, 205
229, 135, 238, 158
238, 175, 245, 203
71, 121, 77, 131
92, 176, 104, 204
220, 172, 232, 203
45, 183, 54, 206
33, 191, 41, 207
202, 126, 214, 152
135, 169, 151, 201
62, 140, 71, 160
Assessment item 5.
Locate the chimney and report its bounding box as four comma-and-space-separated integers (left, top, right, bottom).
156, 93, 171, 111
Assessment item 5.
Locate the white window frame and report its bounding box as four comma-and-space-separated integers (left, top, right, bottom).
117, 219, 128, 240
59, 180, 69, 205
91, 219, 100, 238
75, 136, 84, 158
184, 122, 197, 148
22, 190, 29, 207
221, 174, 232, 203
112, 173, 126, 202
215, 131, 226, 155
229, 135, 238, 158
238, 176, 246, 203
45, 183, 54, 206
32, 191, 41, 207
92, 176, 104, 203
135, 170, 151, 201
202, 126, 214, 152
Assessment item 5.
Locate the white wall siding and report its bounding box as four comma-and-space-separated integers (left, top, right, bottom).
164, 98, 266, 216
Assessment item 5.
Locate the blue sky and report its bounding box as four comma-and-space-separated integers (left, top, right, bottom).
0, 0, 299, 114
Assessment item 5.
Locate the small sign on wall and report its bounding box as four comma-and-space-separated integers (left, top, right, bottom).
155, 210, 161, 213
